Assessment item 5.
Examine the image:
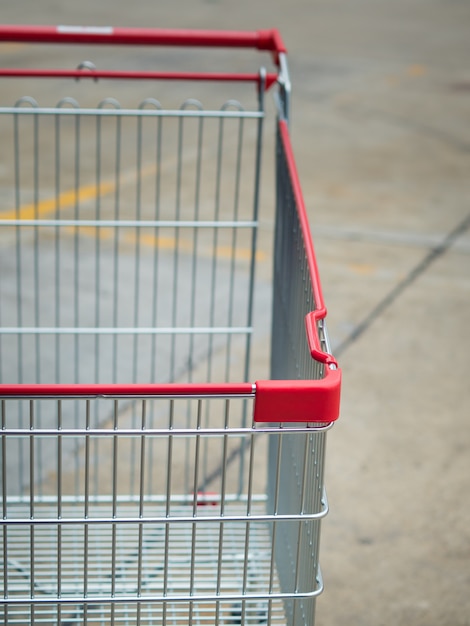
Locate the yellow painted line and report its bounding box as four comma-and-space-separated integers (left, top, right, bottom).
0, 180, 117, 221
0, 162, 158, 221
137, 232, 192, 254
407, 64, 427, 77
1, 162, 265, 261
126, 232, 266, 261
60, 227, 266, 261
348, 263, 376, 276
65, 225, 114, 240
0, 43, 28, 53
386, 64, 428, 88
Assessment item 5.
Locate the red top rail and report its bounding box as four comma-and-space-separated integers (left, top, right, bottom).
0, 380, 340, 424
0, 25, 286, 63
277, 119, 338, 369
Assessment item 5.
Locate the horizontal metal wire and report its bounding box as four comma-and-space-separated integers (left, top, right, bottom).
0, 575, 323, 604
0, 507, 328, 525
0, 326, 252, 335
0, 219, 258, 228
0, 608, 287, 626
0, 424, 332, 436
4, 493, 268, 505
0, 106, 264, 118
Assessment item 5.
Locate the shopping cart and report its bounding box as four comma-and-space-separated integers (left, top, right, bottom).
0, 26, 341, 626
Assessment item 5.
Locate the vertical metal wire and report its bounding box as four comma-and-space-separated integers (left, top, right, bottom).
224, 109, 244, 382
170, 111, 184, 383
11, 105, 27, 497
127, 113, 144, 497
166, 400, 174, 518
13, 106, 23, 386
206, 113, 224, 386
133, 113, 143, 386
311, 430, 327, 593
189, 400, 203, 626
215, 399, 230, 625
188, 109, 204, 384
83, 400, 90, 624
2, 400, 8, 624
94, 109, 103, 385
111, 399, 119, 626
32, 109, 40, 386
240, 430, 256, 624
148, 101, 163, 384
73, 110, 81, 497
57, 400, 62, 624
29, 400, 35, 624
243, 72, 265, 385
162, 400, 174, 626
291, 434, 310, 626
267, 430, 283, 624
111, 226, 119, 375
73, 110, 81, 387
112, 111, 122, 385
136, 400, 146, 626
13, 109, 25, 513
54, 113, 62, 384
188, 106, 206, 488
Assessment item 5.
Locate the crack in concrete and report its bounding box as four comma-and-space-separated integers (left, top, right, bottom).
333, 211, 470, 356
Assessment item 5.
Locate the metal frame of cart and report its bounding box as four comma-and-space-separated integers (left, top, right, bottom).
0, 26, 341, 626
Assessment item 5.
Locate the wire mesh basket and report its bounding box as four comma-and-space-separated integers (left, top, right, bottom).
0, 25, 341, 626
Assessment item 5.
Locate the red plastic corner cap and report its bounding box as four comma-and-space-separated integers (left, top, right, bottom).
253, 369, 341, 423
256, 29, 286, 64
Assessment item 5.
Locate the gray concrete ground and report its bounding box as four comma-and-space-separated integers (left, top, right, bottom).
1, 1, 470, 625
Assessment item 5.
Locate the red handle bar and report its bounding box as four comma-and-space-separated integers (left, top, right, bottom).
0, 25, 286, 64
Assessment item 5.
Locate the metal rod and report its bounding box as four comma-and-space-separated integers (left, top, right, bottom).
149, 111, 163, 383
0, 424, 330, 436
188, 110, 204, 389
0, 106, 264, 118
225, 113, 244, 382
94, 111, 102, 385
13, 112, 23, 387
0, 218, 259, 228
137, 401, 146, 608
1, 401, 7, 609
0, 507, 328, 524
33, 110, 40, 389
0, 326, 253, 335
112, 108, 122, 385
0, 583, 324, 605
83, 400, 90, 603
111, 400, 119, 626
54, 112, 61, 384
29, 402, 35, 608
57, 400, 63, 603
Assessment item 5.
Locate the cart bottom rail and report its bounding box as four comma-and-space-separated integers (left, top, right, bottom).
1, 501, 324, 625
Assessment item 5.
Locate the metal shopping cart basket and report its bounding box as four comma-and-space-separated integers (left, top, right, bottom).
0, 26, 341, 626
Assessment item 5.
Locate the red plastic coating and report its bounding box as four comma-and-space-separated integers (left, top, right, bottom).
0, 378, 341, 423
253, 372, 341, 423
305, 311, 338, 367
0, 383, 254, 398
277, 119, 338, 367
0, 68, 278, 89
0, 26, 286, 63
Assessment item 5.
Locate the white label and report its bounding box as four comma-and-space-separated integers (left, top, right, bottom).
57, 26, 114, 35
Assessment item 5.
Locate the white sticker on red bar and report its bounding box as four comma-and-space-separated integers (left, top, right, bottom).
57, 25, 114, 35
